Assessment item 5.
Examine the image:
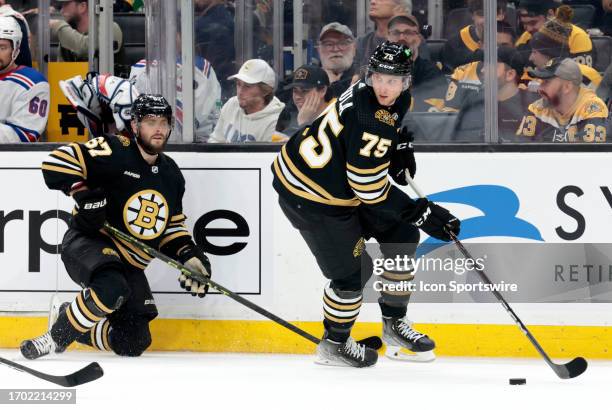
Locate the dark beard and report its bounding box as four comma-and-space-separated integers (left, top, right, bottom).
137, 134, 168, 155
66, 15, 80, 30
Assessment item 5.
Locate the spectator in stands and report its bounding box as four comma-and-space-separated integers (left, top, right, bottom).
130, 57, 222, 143
276, 65, 332, 138
50, 0, 123, 63
440, 0, 508, 73
425, 46, 536, 142
517, 58, 609, 142
426, 22, 518, 113
386, 14, 445, 111
496, 46, 540, 141
602, 0, 612, 36
355, 0, 412, 67
526, 7, 601, 91
195, 0, 235, 99
210, 59, 285, 143
0, 0, 31, 67
317, 22, 357, 98
0, 16, 48, 142
516, 0, 593, 67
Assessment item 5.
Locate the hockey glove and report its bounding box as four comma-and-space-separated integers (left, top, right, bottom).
404, 199, 460, 242
177, 245, 212, 298
389, 127, 416, 185
72, 188, 107, 234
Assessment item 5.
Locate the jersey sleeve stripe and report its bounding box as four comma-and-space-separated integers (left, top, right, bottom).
69, 143, 88, 179
351, 181, 390, 200
348, 176, 389, 192
50, 149, 83, 167
357, 184, 392, 204
5, 123, 34, 142
346, 161, 390, 175
41, 163, 85, 178
170, 214, 187, 222
44, 155, 83, 172
159, 231, 192, 248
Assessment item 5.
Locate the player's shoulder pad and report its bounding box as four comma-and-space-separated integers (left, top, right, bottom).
2, 66, 47, 90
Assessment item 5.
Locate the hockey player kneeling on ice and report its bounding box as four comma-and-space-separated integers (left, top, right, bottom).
272, 41, 460, 368
20, 94, 212, 360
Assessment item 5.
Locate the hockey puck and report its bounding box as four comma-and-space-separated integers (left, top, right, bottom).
509, 378, 526, 385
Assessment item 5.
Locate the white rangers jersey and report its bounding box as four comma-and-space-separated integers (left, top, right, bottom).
0, 65, 49, 142
130, 56, 222, 140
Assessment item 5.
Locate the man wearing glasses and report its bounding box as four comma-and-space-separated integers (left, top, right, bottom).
387, 14, 444, 110
317, 22, 358, 98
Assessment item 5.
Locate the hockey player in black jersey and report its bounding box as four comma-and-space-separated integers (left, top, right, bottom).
273, 42, 460, 368
20, 94, 211, 360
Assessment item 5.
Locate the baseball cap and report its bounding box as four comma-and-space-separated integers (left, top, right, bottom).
284, 65, 330, 90
319, 22, 355, 41
528, 57, 582, 85
388, 14, 420, 30
497, 46, 526, 75
228, 59, 276, 88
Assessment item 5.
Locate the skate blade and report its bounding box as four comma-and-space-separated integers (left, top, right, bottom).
48, 295, 61, 332
385, 345, 436, 362
314, 355, 353, 367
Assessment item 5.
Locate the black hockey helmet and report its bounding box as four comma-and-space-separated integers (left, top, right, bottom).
131, 94, 173, 124
366, 41, 413, 90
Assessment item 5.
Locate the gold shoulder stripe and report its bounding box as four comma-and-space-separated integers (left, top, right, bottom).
41, 163, 85, 178
69, 143, 87, 179
346, 161, 390, 175
50, 150, 82, 167
273, 159, 360, 207
170, 214, 187, 222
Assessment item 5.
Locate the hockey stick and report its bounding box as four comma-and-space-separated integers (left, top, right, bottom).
0, 357, 103, 387
405, 176, 588, 379
103, 223, 382, 350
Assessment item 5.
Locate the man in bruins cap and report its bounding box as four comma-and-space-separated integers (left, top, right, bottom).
516, 58, 609, 143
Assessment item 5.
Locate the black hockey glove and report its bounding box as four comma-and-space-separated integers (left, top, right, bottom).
72, 188, 107, 234
404, 199, 460, 242
389, 127, 416, 186
177, 244, 212, 298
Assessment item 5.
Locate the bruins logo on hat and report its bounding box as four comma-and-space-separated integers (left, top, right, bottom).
123, 189, 168, 240
294, 68, 309, 80
375, 109, 396, 126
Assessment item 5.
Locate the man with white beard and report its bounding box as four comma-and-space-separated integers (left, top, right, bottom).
317, 22, 358, 98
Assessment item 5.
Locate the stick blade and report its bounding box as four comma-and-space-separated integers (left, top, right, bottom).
60, 362, 104, 387
554, 357, 588, 379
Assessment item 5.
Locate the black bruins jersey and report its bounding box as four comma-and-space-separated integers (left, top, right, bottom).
272, 81, 417, 215
42, 134, 192, 270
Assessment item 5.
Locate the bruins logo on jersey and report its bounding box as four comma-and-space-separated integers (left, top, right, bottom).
123, 189, 168, 240
375, 109, 396, 127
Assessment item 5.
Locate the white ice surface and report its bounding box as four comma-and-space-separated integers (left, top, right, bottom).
0, 350, 608, 410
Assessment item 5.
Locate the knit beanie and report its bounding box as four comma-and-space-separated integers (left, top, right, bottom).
529, 5, 573, 59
